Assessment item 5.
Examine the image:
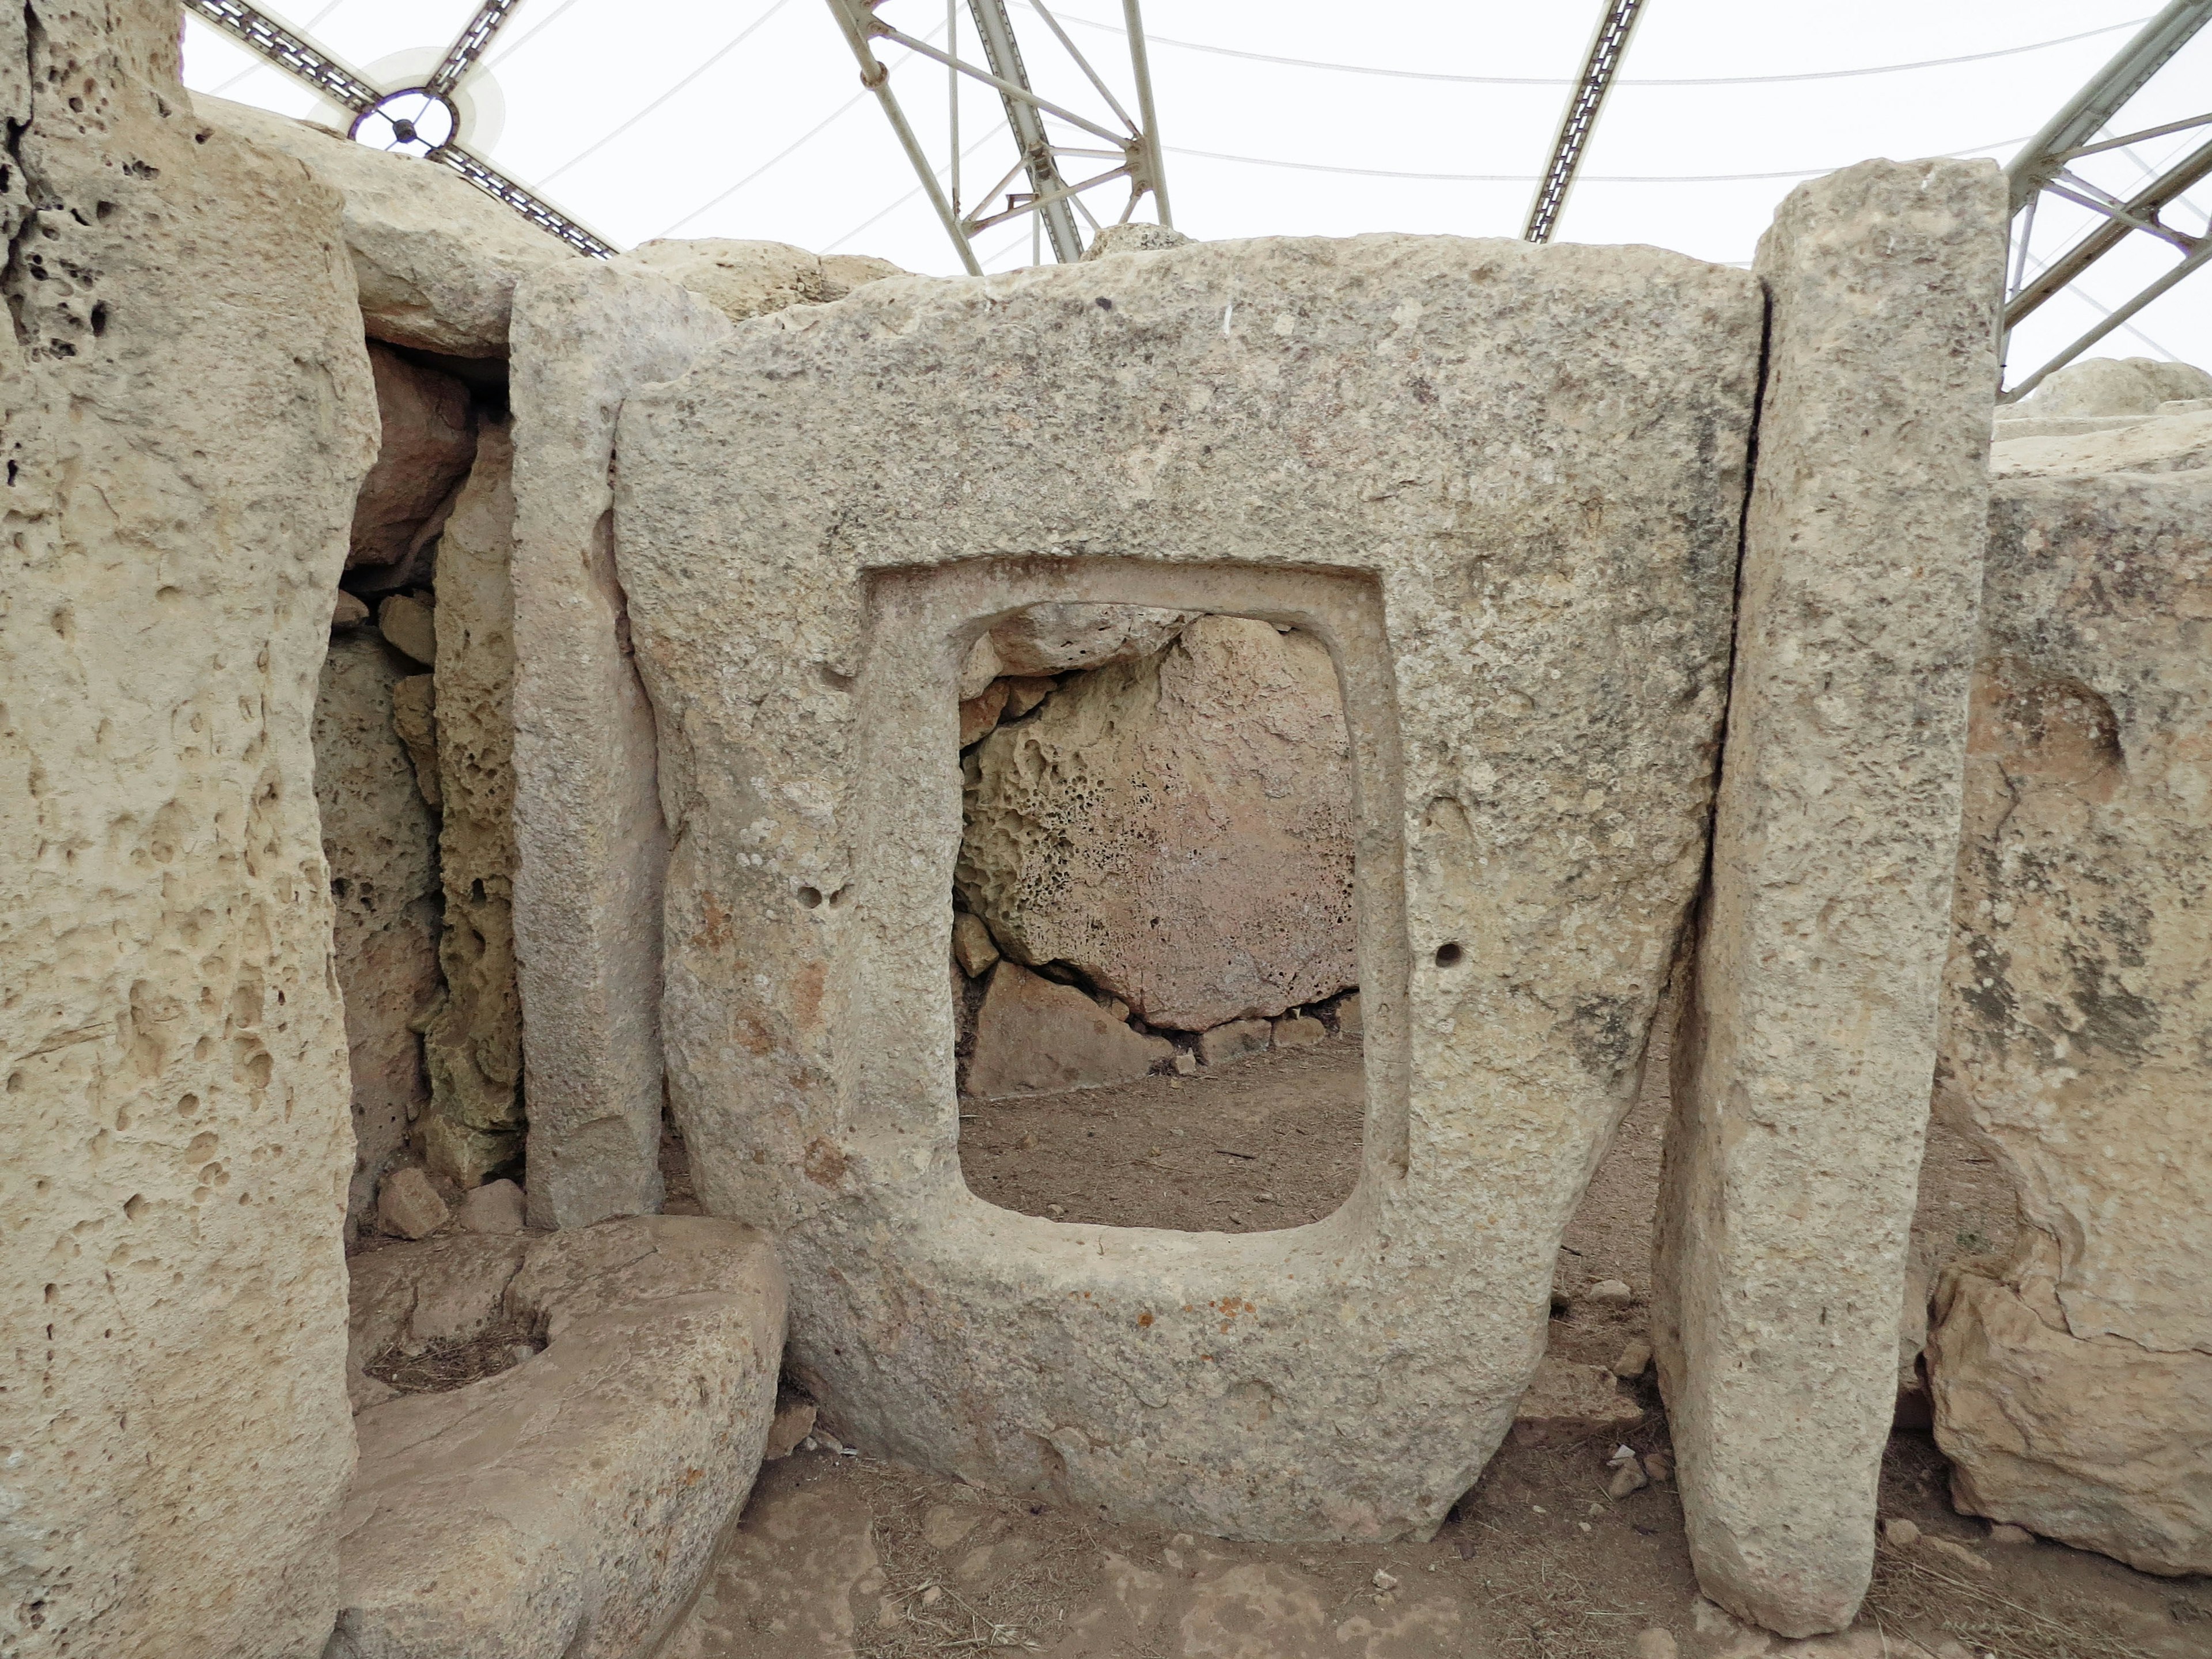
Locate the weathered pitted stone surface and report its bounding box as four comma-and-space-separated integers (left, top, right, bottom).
622, 237, 902, 323
316, 635, 444, 1228
613, 234, 1760, 1537
423, 421, 527, 1186
391, 672, 441, 806
1080, 222, 1194, 260
351, 344, 476, 571
2, 17, 379, 1655
965, 961, 1173, 1097
331, 1217, 786, 1659
1926, 471, 2212, 1571
984, 600, 1197, 675
509, 264, 730, 1229
960, 615, 1357, 1029
1652, 160, 2006, 1637
1930, 1253, 2212, 1577
193, 94, 575, 355
1990, 406, 2212, 478
2008, 355, 2212, 418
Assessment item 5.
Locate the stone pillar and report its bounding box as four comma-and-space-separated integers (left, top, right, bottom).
423, 421, 527, 1185
509, 265, 729, 1229
1652, 158, 2006, 1635
0, 5, 379, 1653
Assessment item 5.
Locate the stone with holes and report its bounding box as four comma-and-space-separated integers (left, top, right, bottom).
607, 234, 1760, 1539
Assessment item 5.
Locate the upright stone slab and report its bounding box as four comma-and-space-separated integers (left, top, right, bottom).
1651, 159, 2006, 1635
424, 422, 527, 1185
1, 13, 379, 1656
509, 266, 730, 1228
612, 236, 1763, 1537
1927, 471, 2212, 1576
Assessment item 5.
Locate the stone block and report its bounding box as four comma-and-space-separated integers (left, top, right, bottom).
611, 233, 1760, 1537
959, 615, 1357, 1030
965, 961, 1173, 1098
330, 1218, 786, 1658
509, 263, 730, 1229
192, 95, 575, 355
422, 421, 527, 1187
2008, 354, 2212, 418
1990, 406, 2212, 479
1651, 159, 2006, 1636
1926, 470, 2212, 1570
459, 1178, 528, 1234
4, 27, 380, 1654
984, 601, 1197, 674
377, 591, 437, 667
1196, 1018, 1272, 1067
1272, 1015, 1326, 1049
1510, 1351, 1645, 1448
350, 344, 476, 573
620, 237, 902, 323
378, 1166, 450, 1239
952, 911, 1000, 978
315, 635, 444, 1227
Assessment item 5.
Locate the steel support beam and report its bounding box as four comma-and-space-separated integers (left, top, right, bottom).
967, 0, 1082, 262
1999, 0, 2212, 396
1524, 0, 1646, 244
182, 0, 615, 259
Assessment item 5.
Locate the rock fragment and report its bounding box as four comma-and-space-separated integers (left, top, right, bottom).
952, 912, 1001, 978
621, 237, 903, 323
350, 345, 476, 576
1196, 1019, 1272, 1068
378, 1167, 450, 1239
456, 1179, 527, 1234
377, 593, 437, 667
1272, 1014, 1325, 1049
984, 601, 1198, 675
965, 963, 1172, 1099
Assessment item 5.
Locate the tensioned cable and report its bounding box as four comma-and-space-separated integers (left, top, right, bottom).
534, 0, 796, 187
1048, 12, 2150, 88
202, 0, 347, 94
1166, 134, 2032, 185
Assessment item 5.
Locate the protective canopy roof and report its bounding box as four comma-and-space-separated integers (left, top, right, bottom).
181, 0, 2212, 376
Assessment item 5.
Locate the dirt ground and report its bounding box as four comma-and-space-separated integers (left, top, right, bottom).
654, 1014, 2210, 1659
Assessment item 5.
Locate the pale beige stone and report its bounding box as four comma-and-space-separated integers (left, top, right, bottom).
999, 675, 1056, 718
331, 1218, 786, 1658
1336, 993, 1364, 1037
378, 590, 437, 666
1196, 1018, 1272, 1067
422, 421, 527, 1187
986, 600, 1197, 675
1925, 471, 2212, 1572
965, 962, 1173, 1099
458, 1177, 528, 1234
1653, 158, 2007, 1637
952, 912, 1001, 978
2, 22, 379, 1654
1272, 1014, 1325, 1048
1991, 404, 2212, 479
378, 1165, 451, 1238
1510, 1352, 1644, 1448
2009, 354, 2212, 418
351, 344, 476, 573
960, 616, 1357, 1030
612, 233, 1759, 1537
622, 237, 903, 324
957, 633, 1002, 698
509, 264, 731, 1229
1080, 223, 1193, 260
391, 672, 441, 808
334, 589, 372, 628
762, 1399, 818, 1460
192, 94, 575, 355
957, 678, 1010, 746
316, 635, 443, 1228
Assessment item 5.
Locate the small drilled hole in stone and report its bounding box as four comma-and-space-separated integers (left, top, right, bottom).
797, 886, 823, 909
1435, 942, 1464, 968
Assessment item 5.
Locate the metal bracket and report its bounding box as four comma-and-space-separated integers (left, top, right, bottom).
183, 0, 615, 260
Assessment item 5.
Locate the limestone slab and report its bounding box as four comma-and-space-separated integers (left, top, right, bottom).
984, 600, 1197, 675
1925, 472, 2212, 1571
612, 234, 1762, 1538
965, 961, 1173, 1098
423, 420, 527, 1185
620, 237, 902, 324
2008, 355, 2212, 418
192, 95, 575, 356
1650, 159, 2007, 1637
2, 22, 380, 1655
331, 1217, 787, 1659
958, 615, 1357, 1031
316, 635, 444, 1228
351, 344, 476, 572
509, 264, 731, 1228
1990, 406, 2212, 479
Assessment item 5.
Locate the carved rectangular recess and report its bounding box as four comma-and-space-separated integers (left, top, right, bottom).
851, 555, 1412, 1212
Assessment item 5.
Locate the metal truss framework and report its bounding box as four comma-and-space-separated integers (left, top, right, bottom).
1524, 0, 1646, 244
824, 0, 1171, 272
181, 0, 616, 259
2000, 0, 2212, 399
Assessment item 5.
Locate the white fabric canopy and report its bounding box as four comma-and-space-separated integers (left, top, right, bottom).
182, 0, 2212, 374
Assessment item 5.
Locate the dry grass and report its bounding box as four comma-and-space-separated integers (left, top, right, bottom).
843, 1457, 1108, 1659
1863, 1545, 2164, 1659
363, 1312, 542, 1393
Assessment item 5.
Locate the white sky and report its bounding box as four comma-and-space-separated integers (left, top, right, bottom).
180, 1, 2212, 383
